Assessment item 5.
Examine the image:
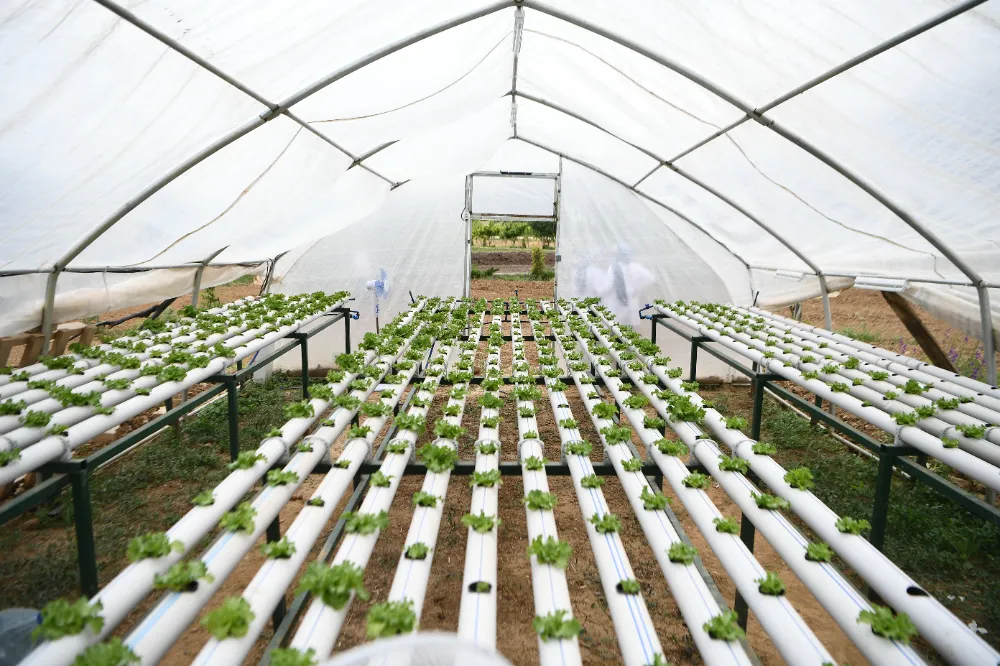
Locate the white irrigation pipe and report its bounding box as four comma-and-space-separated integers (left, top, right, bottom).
691, 304, 1000, 440
596, 307, 999, 665
131, 328, 431, 665
658, 305, 1000, 491
545, 383, 665, 666
506, 312, 583, 666
724, 305, 1000, 426
684, 305, 1000, 466
457, 314, 502, 650
745, 305, 1000, 409
563, 308, 831, 666
0, 306, 340, 484
545, 306, 752, 666
289, 307, 457, 661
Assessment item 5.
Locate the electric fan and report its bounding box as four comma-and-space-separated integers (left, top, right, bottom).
365, 267, 391, 332
320, 632, 512, 666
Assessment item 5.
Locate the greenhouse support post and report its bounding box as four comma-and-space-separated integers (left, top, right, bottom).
552, 156, 562, 301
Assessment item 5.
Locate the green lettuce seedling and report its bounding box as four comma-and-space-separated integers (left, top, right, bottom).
33, 597, 105, 640
857, 605, 918, 643
296, 561, 368, 609
524, 490, 557, 511
533, 610, 582, 641
526, 536, 572, 568
667, 542, 697, 565
703, 610, 745, 641
127, 532, 183, 561
201, 597, 254, 639
713, 517, 739, 534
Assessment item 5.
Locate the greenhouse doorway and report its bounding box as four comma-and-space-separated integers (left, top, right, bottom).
463, 168, 561, 298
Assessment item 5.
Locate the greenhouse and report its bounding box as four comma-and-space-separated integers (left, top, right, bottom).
1, 1, 1000, 665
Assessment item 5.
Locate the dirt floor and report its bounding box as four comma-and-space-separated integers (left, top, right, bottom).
2, 284, 998, 666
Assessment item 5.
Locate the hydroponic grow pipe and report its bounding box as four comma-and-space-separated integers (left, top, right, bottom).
583, 307, 922, 663
0, 303, 343, 485
657, 304, 1000, 491
129, 307, 443, 665
679, 305, 1000, 470
563, 306, 833, 665
715, 303, 1000, 419
457, 314, 501, 649
715, 305, 1000, 428
545, 308, 752, 666
193, 323, 447, 666
592, 305, 1000, 664
289, 308, 459, 660
20, 302, 424, 666
500, 312, 583, 665
681, 305, 1000, 465
388, 314, 475, 627
747, 305, 1000, 404
545, 371, 665, 666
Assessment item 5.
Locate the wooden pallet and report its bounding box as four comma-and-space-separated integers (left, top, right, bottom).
0, 321, 97, 367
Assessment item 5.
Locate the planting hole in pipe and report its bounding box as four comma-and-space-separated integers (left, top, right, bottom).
906, 586, 929, 597
469, 581, 492, 594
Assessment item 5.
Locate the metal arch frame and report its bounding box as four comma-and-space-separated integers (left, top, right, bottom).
522, 0, 993, 380
510, 5, 525, 137
38, 0, 517, 350
513, 136, 760, 303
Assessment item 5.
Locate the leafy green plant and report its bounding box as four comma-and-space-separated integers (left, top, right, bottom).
72, 638, 139, 666
893, 411, 918, 426
640, 486, 669, 510
580, 474, 605, 489
620, 457, 643, 472
618, 579, 641, 595
344, 511, 389, 535
805, 541, 833, 562
20, 410, 51, 428
201, 597, 254, 639
370, 471, 393, 487
714, 517, 739, 534
703, 610, 745, 641
296, 561, 368, 609
417, 443, 458, 472
523, 430, 538, 439
668, 542, 697, 564
524, 490, 558, 511
724, 416, 748, 430
471, 469, 502, 487
220, 502, 256, 533
526, 536, 572, 568
784, 467, 814, 490
127, 532, 183, 561
192, 490, 214, 507
513, 386, 542, 401
405, 542, 430, 560
228, 451, 265, 471
623, 394, 649, 409
718, 455, 749, 474
533, 610, 582, 641
348, 424, 372, 439
655, 439, 688, 457
558, 418, 578, 429
266, 469, 299, 487
434, 420, 465, 439
478, 393, 503, 409
462, 512, 499, 533
591, 402, 616, 419
393, 413, 425, 434
941, 437, 959, 449
565, 440, 592, 456
33, 597, 104, 640
153, 560, 214, 591
753, 493, 789, 510
857, 606, 918, 643
499, 445, 533, 468
590, 513, 621, 534
756, 571, 785, 595
682, 472, 711, 489
903, 380, 928, 395
957, 423, 987, 439
600, 425, 632, 445
269, 647, 318, 666
835, 516, 870, 535
869, 370, 890, 381
260, 537, 296, 559
0, 399, 26, 416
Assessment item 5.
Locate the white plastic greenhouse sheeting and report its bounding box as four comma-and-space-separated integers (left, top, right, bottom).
2, 0, 1000, 347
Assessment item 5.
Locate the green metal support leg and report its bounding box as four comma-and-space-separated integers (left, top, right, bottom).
226, 379, 240, 462
870, 450, 896, 552
751, 378, 765, 441
734, 514, 756, 630
689, 340, 699, 382
265, 517, 287, 628
70, 470, 99, 597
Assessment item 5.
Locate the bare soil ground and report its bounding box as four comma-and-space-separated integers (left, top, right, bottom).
3, 284, 996, 666
473, 250, 555, 274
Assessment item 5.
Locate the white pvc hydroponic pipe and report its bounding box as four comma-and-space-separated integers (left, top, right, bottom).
130, 327, 432, 665
658, 304, 1000, 491
0, 304, 342, 484
510, 310, 584, 666
562, 307, 832, 666
289, 306, 458, 661
19, 302, 422, 666
682, 305, 1000, 466
746, 305, 1000, 407
595, 306, 999, 665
